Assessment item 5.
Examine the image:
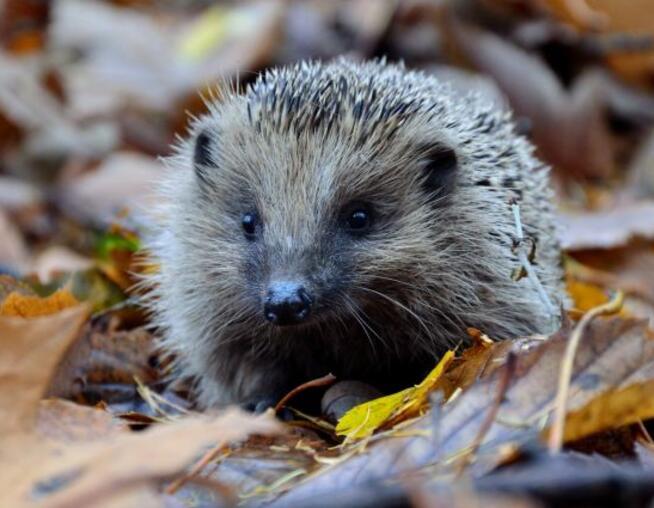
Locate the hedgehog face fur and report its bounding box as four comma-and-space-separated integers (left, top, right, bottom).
149, 59, 566, 408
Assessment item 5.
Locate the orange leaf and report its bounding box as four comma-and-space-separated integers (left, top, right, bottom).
0, 288, 79, 317
566, 278, 609, 312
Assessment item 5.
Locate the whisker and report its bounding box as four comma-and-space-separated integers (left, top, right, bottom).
354, 286, 434, 341
343, 296, 379, 357
368, 274, 463, 332
353, 299, 401, 358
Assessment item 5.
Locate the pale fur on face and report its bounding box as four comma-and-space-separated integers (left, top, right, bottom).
145, 59, 566, 407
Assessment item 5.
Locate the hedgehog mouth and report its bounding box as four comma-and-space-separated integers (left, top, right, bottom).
265, 297, 377, 333
260, 298, 335, 332
257, 285, 404, 339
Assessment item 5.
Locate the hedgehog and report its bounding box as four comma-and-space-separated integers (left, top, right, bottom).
147, 59, 567, 410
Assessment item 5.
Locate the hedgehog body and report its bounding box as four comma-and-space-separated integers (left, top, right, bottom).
148, 59, 566, 408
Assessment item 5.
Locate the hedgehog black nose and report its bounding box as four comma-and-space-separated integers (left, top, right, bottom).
264, 282, 312, 326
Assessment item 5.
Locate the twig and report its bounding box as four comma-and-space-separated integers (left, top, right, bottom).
511, 202, 557, 321
274, 373, 336, 412
455, 352, 517, 476
287, 408, 335, 432
638, 420, 654, 444
177, 474, 236, 502
239, 468, 307, 499
164, 445, 231, 495
548, 291, 624, 453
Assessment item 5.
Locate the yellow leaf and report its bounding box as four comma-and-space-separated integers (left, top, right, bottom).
336, 350, 455, 440
177, 6, 255, 61
0, 289, 79, 317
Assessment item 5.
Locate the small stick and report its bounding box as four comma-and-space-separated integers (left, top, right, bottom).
638, 419, 654, 445
455, 352, 517, 476
165, 445, 231, 495
274, 373, 337, 412
177, 474, 235, 502
511, 202, 557, 320
548, 291, 624, 453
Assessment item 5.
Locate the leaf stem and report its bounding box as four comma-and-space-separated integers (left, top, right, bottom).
548, 291, 624, 453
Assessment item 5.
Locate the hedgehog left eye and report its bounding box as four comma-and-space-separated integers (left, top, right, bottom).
242, 212, 259, 240
344, 205, 372, 235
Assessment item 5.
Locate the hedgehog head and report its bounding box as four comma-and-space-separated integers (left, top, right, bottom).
173, 60, 475, 340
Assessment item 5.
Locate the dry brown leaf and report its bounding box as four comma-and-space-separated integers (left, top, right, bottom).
52, 0, 284, 125
0, 288, 79, 317
0, 0, 51, 55
545, 0, 654, 87
1, 408, 280, 508
36, 399, 128, 444
48, 324, 158, 402
587, 0, 654, 87
0, 305, 90, 432
444, 13, 615, 180
569, 242, 654, 309
22, 410, 280, 508
559, 202, 654, 250
438, 336, 514, 399
547, 378, 654, 444
58, 151, 161, 225
546, 0, 610, 30
0, 302, 280, 508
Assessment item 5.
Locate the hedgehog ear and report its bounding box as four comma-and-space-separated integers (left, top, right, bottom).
193, 129, 216, 186
420, 144, 458, 200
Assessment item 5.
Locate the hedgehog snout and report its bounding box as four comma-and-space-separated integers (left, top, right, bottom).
264, 280, 313, 326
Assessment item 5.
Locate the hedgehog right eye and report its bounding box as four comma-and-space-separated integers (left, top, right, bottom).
342, 203, 373, 236
241, 212, 259, 240
348, 210, 370, 231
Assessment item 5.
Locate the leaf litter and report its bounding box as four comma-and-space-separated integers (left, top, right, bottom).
1, 0, 654, 506
0, 302, 281, 508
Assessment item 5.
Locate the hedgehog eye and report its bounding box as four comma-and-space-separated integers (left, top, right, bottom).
241, 212, 259, 240
343, 204, 373, 235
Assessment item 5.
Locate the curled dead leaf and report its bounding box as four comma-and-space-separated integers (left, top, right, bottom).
0, 305, 90, 433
